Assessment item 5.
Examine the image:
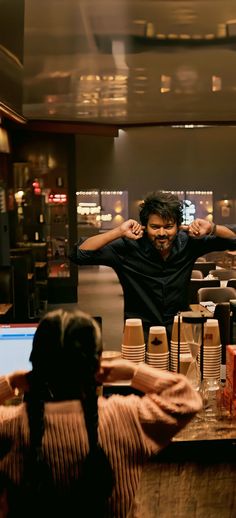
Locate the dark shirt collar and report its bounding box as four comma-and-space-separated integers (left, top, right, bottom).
141, 229, 188, 257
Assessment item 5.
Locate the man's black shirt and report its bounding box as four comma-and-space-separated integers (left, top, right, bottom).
69, 231, 236, 337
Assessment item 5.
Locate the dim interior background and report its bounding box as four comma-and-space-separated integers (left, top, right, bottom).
0, 0, 236, 308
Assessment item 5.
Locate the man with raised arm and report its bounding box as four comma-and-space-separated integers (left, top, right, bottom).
70, 191, 236, 341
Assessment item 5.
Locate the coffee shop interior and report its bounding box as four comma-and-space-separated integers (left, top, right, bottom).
1, 0, 236, 343
0, 2, 236, 336
1, 1, 236, 515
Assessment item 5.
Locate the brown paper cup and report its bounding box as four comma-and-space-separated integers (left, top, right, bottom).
171, 315, 186, 343
147, 326, 168, 353
204, 319, 221, 347
122, 318, 145, 346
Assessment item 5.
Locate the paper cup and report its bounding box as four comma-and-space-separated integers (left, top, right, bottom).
171, 315, 186, 342
204, 319, 221, 347
122, 318, 145, 346
147, 326, 168, 353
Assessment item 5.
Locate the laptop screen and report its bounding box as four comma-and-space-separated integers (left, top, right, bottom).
0, 324, 38, 375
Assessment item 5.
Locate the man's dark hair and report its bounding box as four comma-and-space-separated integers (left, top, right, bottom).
139, 191, 183, 227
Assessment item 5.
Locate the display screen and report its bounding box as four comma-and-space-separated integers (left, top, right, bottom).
0, 323, 37, 375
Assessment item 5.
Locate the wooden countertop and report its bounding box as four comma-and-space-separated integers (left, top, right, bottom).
174, 412, 236, 442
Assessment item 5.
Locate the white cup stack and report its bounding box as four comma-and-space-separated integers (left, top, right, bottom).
146, 326, 169, 370
170, 341, 190, 372
198, 319, 222, 380
170, 315, 189, 372
121, 318, 146, 364
198, 346, 222, 380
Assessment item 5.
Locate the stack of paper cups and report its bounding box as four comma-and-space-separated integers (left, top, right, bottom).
121, 318, 145, 364
170, 316, 189, 372
197, 319, 222, 380
146, 326, 169, 370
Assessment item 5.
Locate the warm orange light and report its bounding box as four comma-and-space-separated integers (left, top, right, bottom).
0, 127, 10, 153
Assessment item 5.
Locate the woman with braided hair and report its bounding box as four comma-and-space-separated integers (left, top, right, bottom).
0, 309, 202, 517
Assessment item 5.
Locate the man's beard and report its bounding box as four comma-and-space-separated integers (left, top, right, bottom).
154, 238, 170, 251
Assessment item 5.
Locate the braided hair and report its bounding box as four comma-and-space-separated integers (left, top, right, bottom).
23, 309, 114, 517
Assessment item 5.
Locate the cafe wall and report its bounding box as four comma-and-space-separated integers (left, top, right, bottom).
76, 125, 236, 223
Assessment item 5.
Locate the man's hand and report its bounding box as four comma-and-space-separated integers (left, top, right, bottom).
120, 219, 144, 240
79, 218, 144, 251
181, 220, 236, 239
181, 219, 212, 237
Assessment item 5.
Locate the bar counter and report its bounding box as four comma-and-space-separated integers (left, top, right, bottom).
135, 414, 236, 517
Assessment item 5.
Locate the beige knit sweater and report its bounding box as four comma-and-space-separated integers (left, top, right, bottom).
0, 364, 202, 517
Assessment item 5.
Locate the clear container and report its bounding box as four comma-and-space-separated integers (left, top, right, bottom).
200, 378, 223, 420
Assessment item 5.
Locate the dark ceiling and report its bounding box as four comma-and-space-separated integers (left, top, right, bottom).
23, 0, 236, 125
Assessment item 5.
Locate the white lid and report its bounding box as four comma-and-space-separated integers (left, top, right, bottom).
149, 326, 166, 333
125, 318, 142, 326
205, 319, 219, 327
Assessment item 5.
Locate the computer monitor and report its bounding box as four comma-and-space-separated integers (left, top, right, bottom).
0, 323, 37, 375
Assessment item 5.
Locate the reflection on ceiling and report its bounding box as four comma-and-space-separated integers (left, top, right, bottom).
23, 0, 236, 125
